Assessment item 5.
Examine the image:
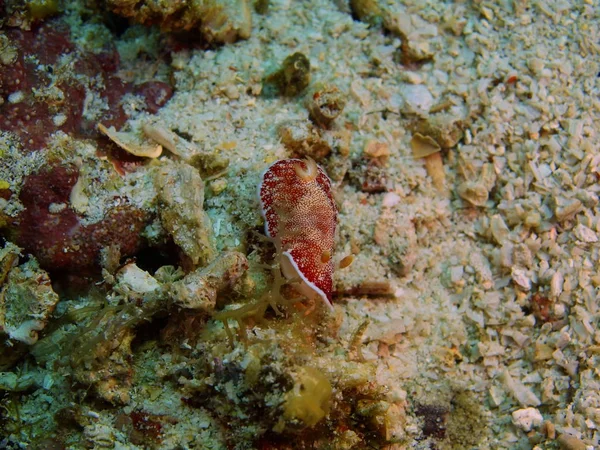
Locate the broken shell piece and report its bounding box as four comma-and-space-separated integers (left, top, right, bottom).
554, 197, 583, 223
411, 132, 441, 158
279, 121, 332, 161
457, 182, 489, 206
364, 140, 390, 162
557, 434, 587, 450
424, 152, 446, 193
457, 163, 496, 207
306, 83, 347, 129
143, 123, 229, 174
511, 267, 532, 291
98, 123, 162, 158
511, 407, 543, 432
105, 0, 252, 44
410, 115, 464, 149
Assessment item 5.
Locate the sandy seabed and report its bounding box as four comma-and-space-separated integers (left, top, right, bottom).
1, 0, 599, 449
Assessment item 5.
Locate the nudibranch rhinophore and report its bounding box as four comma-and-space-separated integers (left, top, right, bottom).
259, 158, 337, 311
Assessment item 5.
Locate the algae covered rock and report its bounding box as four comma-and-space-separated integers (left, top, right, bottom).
69, 252, 247, 404
0, 242, 59, 370
264, 52, 311, 97
280, 366, 332, 430
106, 0, 252, 44
155, 160, 217, 267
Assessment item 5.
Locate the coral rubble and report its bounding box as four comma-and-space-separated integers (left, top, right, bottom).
1, 0, 599, 448
0, 242, 59, 369
105, 0, 252, 44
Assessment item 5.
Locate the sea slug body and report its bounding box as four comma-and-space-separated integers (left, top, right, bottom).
259, 158, 337, 310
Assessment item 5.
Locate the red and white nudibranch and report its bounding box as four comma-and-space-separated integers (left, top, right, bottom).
259, 158, 337, 311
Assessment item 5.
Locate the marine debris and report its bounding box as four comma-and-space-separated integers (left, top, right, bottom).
264, 52, 311, 97
105, 0, 252, 44
306, 82, 347, 129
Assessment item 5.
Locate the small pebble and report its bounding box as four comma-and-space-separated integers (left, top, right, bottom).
557, 434, 587, 450
402, 84, 433, 114
511, 407, 543, 432
8, 91, 24, 103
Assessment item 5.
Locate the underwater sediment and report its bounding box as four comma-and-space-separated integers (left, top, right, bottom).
1, 0, 600, 449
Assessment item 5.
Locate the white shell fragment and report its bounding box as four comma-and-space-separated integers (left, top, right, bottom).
401, 85, 433, 115
97, 123, 163, 158
511, 267, 532, 291
573, 224, 598, 243
116, 263, 161, 294
512, 407, 543, 432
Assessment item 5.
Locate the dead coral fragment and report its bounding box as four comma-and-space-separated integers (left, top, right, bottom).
388, 10, 437, 64
279, 121, 332, 161
265, 52, 311, 97
106, 0, 252, 44
351, 1, 437, 63
0, 244, 59, 347
70, 303, 144, 404
143, 123, 230, 175
155, 160, 217, 266
70, 252, 247, 404
350, 0, 383, 26
423, 152, 446, 193
171, 251, 248, 311
306, 83, 347, 129
457, 161, 496, 207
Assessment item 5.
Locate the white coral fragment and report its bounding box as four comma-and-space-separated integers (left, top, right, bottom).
512, 407, 543, 432
116, 263, 161, 294
573, 224, 598, 243
500, 369, 541, 407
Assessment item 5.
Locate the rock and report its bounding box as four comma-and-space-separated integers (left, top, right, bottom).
155, 160, 217, 267
0, 242, 59, 369
106, 0, 252, 44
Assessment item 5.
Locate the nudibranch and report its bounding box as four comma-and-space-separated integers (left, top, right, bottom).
259, 158, 337, 311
